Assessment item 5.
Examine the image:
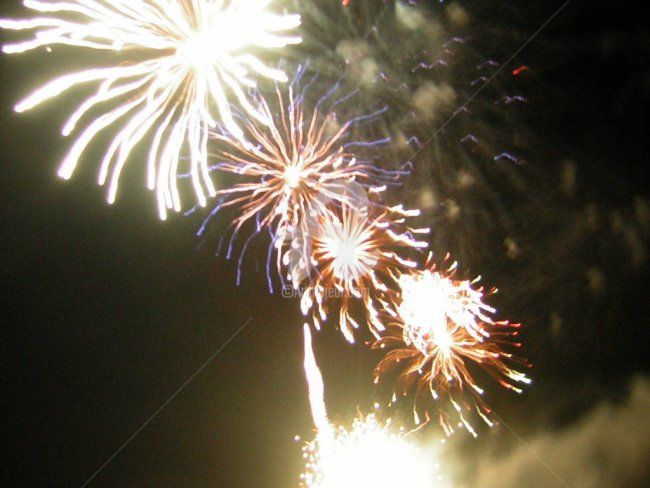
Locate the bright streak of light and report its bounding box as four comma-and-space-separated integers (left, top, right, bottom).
0, 0, 301, 219
374, 254, 531, 437
303, 324, 332, 437
301, 324, 446, 488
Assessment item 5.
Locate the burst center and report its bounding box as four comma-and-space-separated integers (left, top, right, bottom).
331, 238, 364, 281
284, 165, 303, 189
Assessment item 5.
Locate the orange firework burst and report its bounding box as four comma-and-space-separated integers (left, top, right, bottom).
198, 73, 408, 286
298, 202, 429, 343
373, 254, 531, 436
213, 86, 373, 236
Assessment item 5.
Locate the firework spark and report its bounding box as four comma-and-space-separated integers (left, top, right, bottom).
373, 254, 531, 437
299, 203, 429, 343
0, 0, 301, 218
301, 324, 442, 488
199, 73, 407, 286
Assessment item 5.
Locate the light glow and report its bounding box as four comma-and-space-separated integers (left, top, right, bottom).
301, 325, 444, 488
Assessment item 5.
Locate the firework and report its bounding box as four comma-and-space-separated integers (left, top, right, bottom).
199, 73, 407, 286
373, 254, 530, 437
299, 202, 429, 343
0, 0, 301, 219
301, 324, 442, 488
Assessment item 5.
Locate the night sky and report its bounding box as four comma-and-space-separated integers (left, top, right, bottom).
1, 1, 648, 487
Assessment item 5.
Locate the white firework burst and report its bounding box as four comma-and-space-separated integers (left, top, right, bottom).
0, 0, 301, 218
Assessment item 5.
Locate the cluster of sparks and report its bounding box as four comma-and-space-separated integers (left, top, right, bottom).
300, 203, 428, 343
202, 80, 399, 282
197, 72, 419, 304
203, 80, 530, 433
1, 0, 301, 219
2, 1, 533, 484
374, 255, 531, 436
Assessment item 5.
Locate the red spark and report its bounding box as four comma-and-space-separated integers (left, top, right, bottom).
513, 65, 529, 76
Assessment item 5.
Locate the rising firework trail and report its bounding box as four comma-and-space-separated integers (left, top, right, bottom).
0, 0, 301, 219
301, 324, 442, 488
374, 254, 531, 437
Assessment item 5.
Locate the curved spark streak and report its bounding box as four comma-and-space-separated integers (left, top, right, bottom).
1, 0, 301, 219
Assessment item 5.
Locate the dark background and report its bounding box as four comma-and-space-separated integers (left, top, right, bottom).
1, 1, 648, 487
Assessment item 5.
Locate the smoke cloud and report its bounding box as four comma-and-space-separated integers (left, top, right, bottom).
468, 377, 650, 488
